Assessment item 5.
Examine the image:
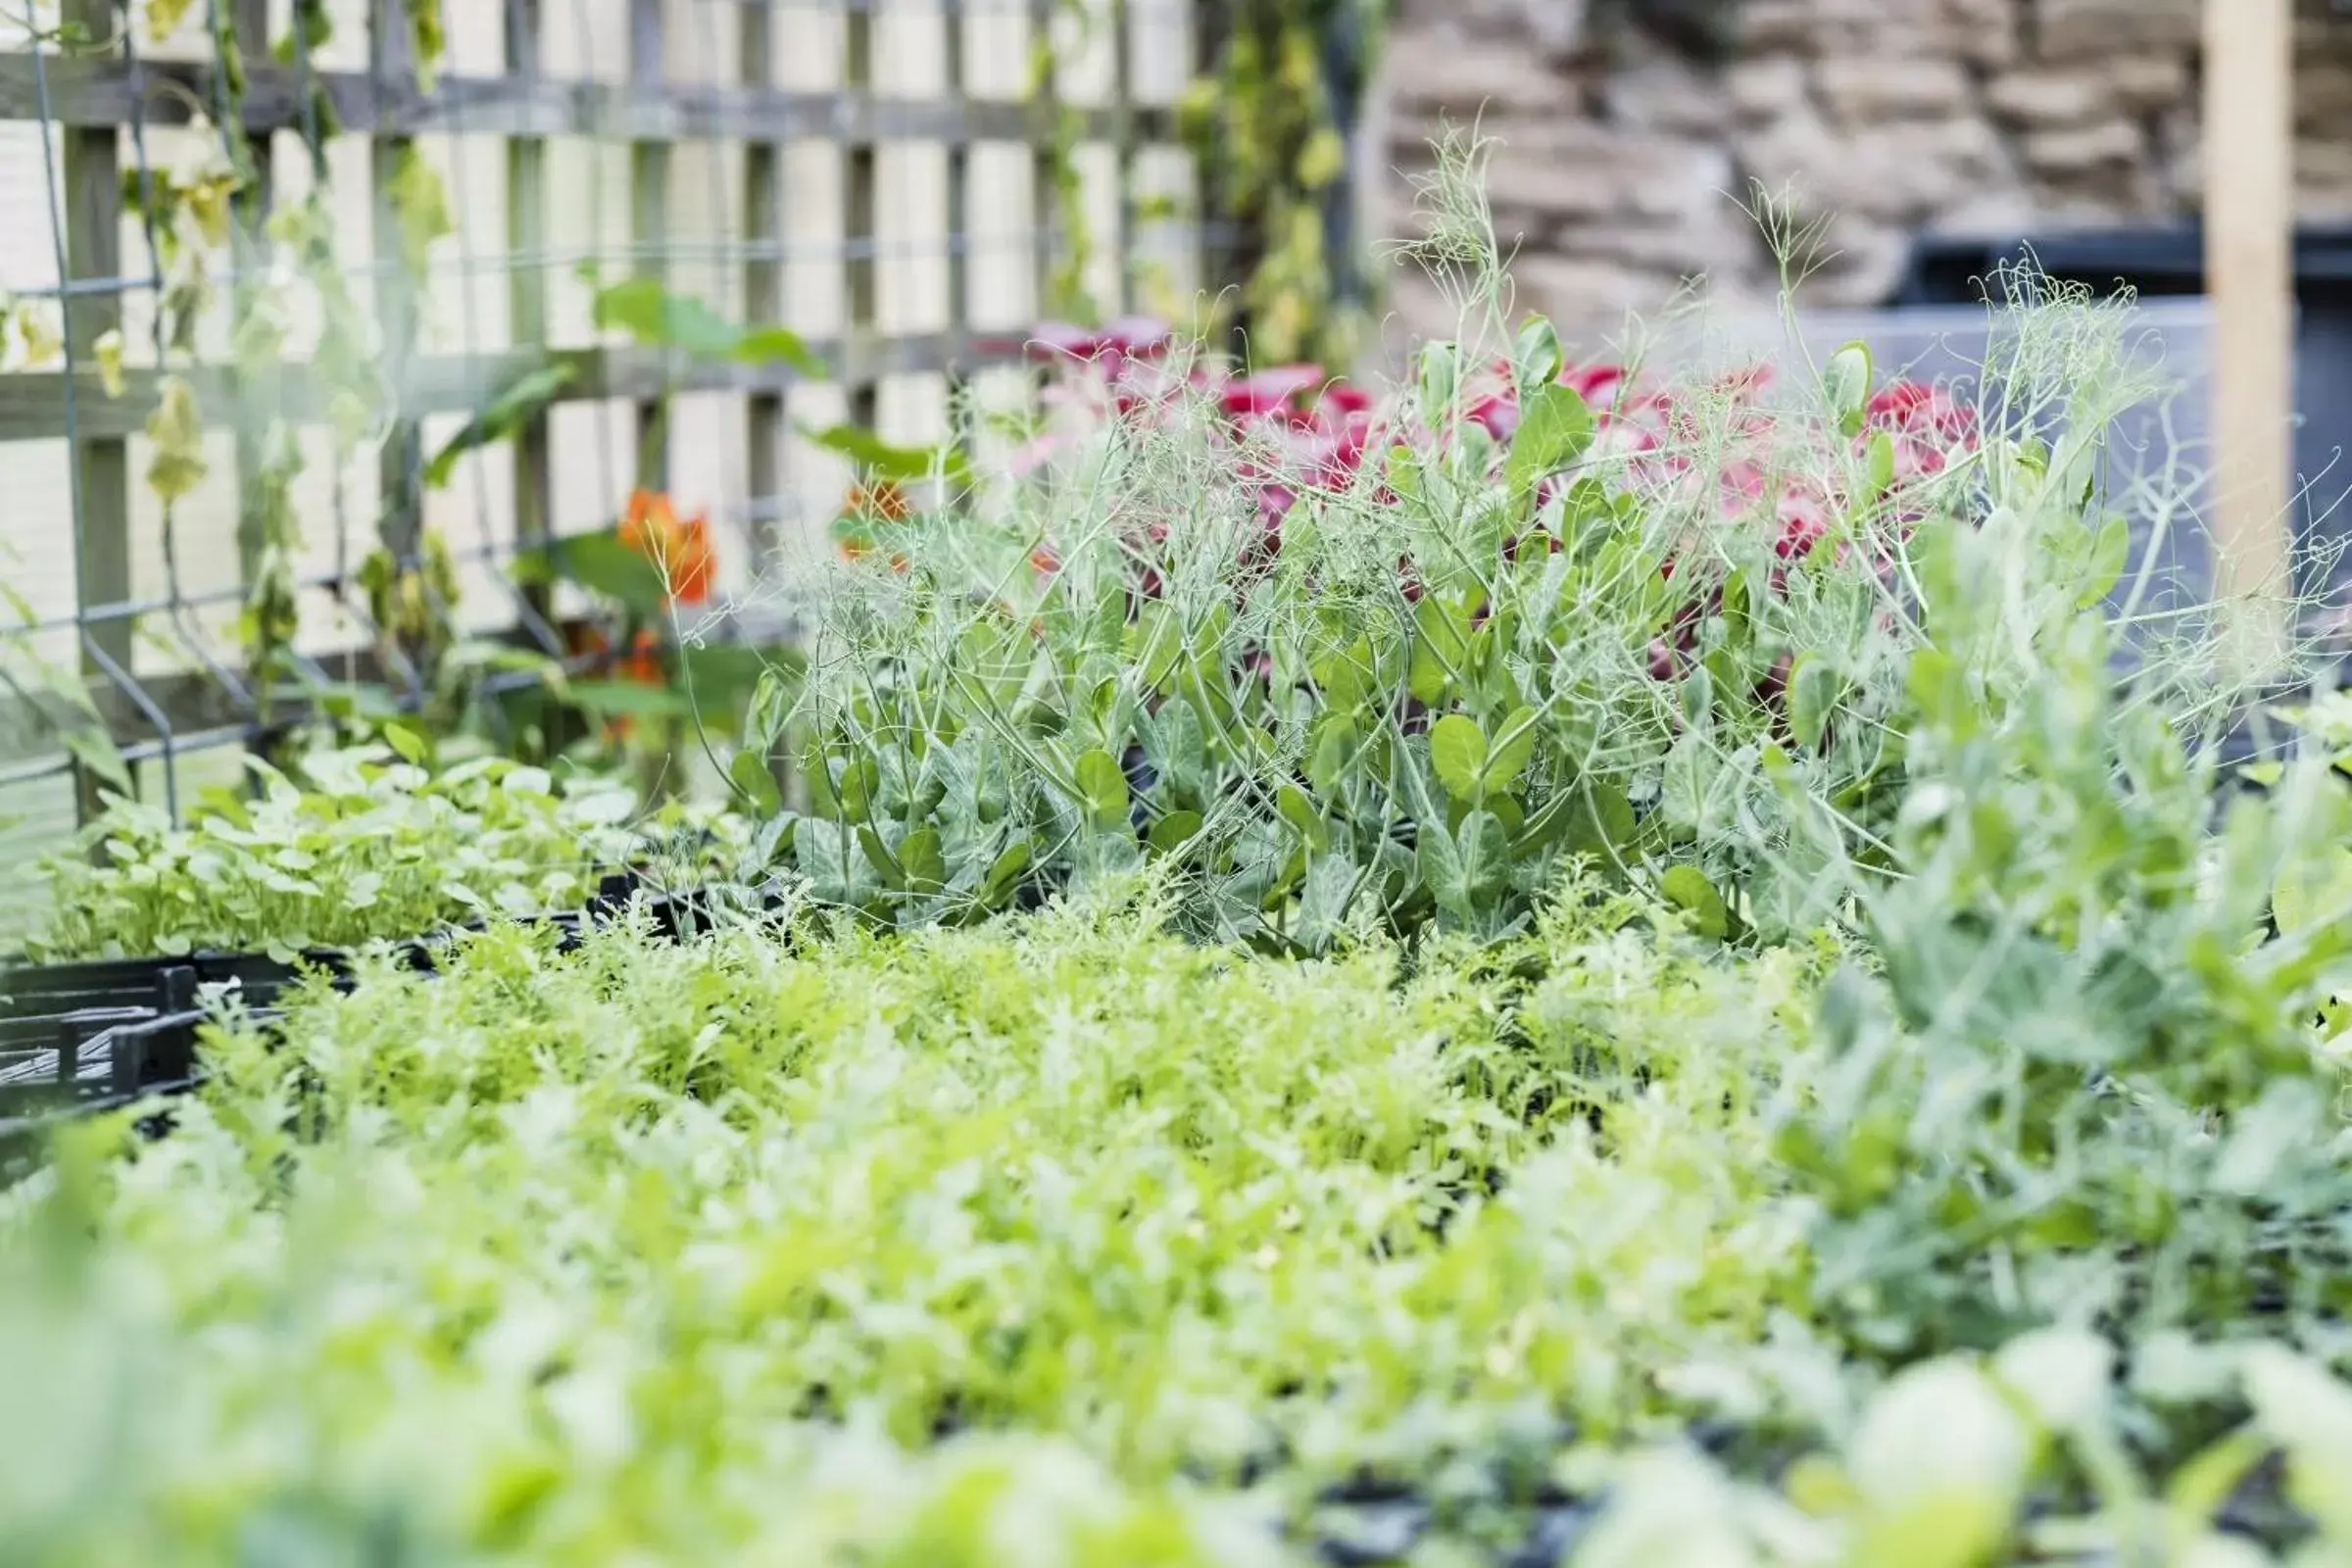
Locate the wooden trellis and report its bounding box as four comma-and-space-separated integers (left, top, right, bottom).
0, 0, 1214, 885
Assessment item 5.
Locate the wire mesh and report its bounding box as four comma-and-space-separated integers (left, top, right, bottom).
0, 0, 1231, 946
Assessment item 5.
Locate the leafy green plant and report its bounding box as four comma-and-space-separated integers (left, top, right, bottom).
22, 747, 742, 962
767, 147, 2177, 954
0, 874, 1824, 1563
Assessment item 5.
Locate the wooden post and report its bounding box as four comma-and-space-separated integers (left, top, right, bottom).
61, 0, 129, 822
2205, 0, 2295, 654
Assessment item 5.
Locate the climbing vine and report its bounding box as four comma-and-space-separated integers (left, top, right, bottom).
117, 0, 454, 716
1027, 0, 1102, 323
1180, 0, 1382, 371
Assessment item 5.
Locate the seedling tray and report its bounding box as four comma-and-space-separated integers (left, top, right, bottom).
0, 871, 787, 1152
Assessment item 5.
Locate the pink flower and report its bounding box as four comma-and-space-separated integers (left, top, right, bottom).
1102, 316, 1172, 358
1030, 321, 1103, 363
1775, 491, 1829, 561
1222, 366, 1325, 422
1315, 382, 1374, 420
1561, 363, 1628, 405
1467, 392, 1520, 442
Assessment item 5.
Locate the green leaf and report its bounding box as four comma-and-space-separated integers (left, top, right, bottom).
1309, 635, 1378, 708
1409, 596, 1472, 705
62, 726, 131, 795
1504, 383, 1594, 500
424, 364, 576, 489
594, 277, 748, 361
732, 324, 824, 377
383, 722, 428, 765
807, 422, 970, 488
1074, 749, 1130, 832
837, 756, 881, 825
978, 840, 1032, 906
1275, 785, 1328, 851
1485, 705, 1541, 795
1789, 654, 1838, 752
679, 643, 802, 728
1416, 814, 1470, 917
1825, 338, 1873, 437
1429, 714, 1489, 803
2080, 514, 2130, 608
729, 748, 783, 814
1863, 428, 1896, 498
514, 528, 669, 618
1459, 810, 1510, 906
804, 745, 844, 820
1417, 341, 1457, 428
1148, 809, 1203, 856
1308, 713, 1359, 797
1659, 865, 1729, 940
858, 825, 906, 889
1419, 810, 1508, 919
896, 826, 947, 892
564, 680, 697, 719
1563, 778, 1637, 861
1512, 317, 1563, 396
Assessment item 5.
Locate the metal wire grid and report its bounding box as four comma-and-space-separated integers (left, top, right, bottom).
0, 0, 1228, 905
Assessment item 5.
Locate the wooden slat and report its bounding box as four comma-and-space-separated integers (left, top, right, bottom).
1195, 0, 1230, 346
843, 2, 878, 434
59, 0, 126, 825
0, 52, 1173, 145
228, 0, 277, 586
1028, 0, 1058, 318
1110, 0, 1137, 313
507, 0, 555, 619
371, 0, 424, 564
2205, 0, 2295, 649
0, 335, 1037, 443
628, 0, 668, 492
942, 0, 972, 378
743, 1, 785, 547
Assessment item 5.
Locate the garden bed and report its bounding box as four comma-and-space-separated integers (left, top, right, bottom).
9, 209, 2352, 1563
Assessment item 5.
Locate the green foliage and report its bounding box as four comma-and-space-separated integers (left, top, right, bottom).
1183, 0, 1384, 367
591, 275, 821, 375
23, 749, 735, 962
0, 878, 1821, 1562
784, 330, 1952, 946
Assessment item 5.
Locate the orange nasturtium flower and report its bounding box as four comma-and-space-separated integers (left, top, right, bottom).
836, 479, 914, 570
621, 488, 713, 606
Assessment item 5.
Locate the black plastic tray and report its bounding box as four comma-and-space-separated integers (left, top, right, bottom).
0, 870, 778, 1136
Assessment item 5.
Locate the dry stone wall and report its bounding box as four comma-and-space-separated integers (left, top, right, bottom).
1375, 0, 2352, 337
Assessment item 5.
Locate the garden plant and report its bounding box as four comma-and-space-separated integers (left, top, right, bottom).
3, 145, 2350, 1568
